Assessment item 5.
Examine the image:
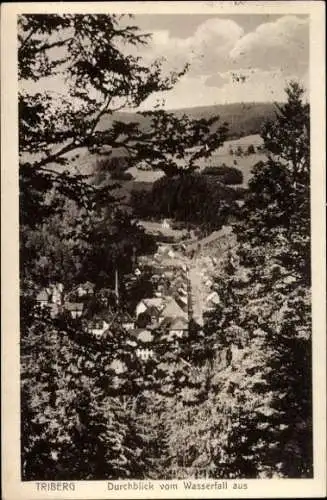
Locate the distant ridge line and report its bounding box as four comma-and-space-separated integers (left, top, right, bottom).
97, 101, 278, 140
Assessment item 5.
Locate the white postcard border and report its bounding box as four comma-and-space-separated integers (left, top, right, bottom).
1, 2, 326, 499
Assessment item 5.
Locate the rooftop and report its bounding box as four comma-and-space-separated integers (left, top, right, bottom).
129, 328, 154, 343
161, 316, 189, 330
64, 302, 84, 311
142, 297, 164, 309
36, 290, 49, 301
160, 297, 187, 320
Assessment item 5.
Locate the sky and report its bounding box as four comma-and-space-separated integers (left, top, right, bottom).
21, 13, 309, 110
131, 14, 309, 109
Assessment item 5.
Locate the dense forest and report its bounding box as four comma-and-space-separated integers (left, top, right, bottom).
131, 169, 243, 229
19, 13, 312, 481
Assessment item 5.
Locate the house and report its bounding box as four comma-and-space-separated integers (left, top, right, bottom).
137, 329, 154, 343
129, 328, 155, 360
172, 292, 189, 313
51, 285, 63, 305
121, 312, 135, 331
135, 297, 164, 318
160, 316, 189, 340
176, 295, 188, 307
169, 316, 189, 338
163, 270, 174, 280
136, 307, 159, 328
109, 359, 127, 374
206, 291, 220, 310
158, 245, 168, 255
35, 283, 63, 305
129, 328, 153, 342
36, 289, 50, 308
150, 305, 165, 324
157, 282, 171, 295
87, 319, 110, 338
76, 281, 95, 298
159, 297, 188, 323
48, 303, 62, 318
122, 321, 135, 331
137, 160, 151, 171
64, 302, 84, 319
161, 219, 171, 230
136, 296, 188, 328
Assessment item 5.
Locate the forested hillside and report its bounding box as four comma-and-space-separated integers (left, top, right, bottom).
131, 169, 243, 229
97, 102, 277, 140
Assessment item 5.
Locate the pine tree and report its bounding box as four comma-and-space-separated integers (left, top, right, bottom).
203, 81, 312, 478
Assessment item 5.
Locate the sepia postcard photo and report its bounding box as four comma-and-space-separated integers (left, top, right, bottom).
1, 1, 326, 499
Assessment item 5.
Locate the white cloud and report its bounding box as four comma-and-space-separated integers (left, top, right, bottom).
139, 68, 306, 110
138, 15, 309, 108
140, 15, 308, 78
21, 15, 309, 110
230, 16, 309, 75
139, 18, 244, 76
215, 69, 299, 104
205, 73, 230, 88
190, 18, 244, 74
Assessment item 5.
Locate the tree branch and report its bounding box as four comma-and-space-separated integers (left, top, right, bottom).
88, 94, 115, 137
19, 27, 38, 50
35, 140, 78, 169
37, 37, 73, 53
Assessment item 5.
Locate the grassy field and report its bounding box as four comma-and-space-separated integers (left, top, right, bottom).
126, 134, 266, 187
22, 131, 266, 208
126, 166, 165, 183
23, 99, 272, 191
196, 134, 266, 186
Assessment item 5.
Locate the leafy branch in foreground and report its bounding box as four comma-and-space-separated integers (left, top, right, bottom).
19, 14, 228, 224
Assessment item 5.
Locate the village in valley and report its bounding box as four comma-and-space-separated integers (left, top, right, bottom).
35, 218, 230, 362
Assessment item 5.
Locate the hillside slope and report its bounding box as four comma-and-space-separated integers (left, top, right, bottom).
97, 102, 277, 140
